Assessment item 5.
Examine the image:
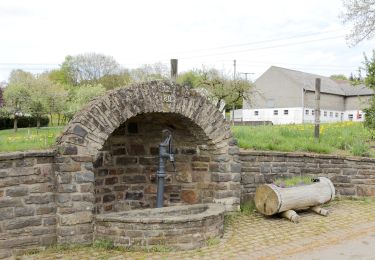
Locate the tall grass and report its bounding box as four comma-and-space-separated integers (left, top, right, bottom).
232, 122, 373, 157
0, 127, 64, 152
274, 176, 313, 188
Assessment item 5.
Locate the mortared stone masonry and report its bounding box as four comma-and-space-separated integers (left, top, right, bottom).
1, 81, 375, 257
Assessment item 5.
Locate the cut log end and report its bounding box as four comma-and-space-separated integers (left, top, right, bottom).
254, 184, 280, 215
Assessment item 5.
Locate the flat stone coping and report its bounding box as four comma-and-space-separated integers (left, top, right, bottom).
95, 203, 226, 224
239, 149, 375, 162
0, 150, 55, 160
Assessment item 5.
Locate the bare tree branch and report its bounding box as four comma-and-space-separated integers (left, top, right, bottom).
341, 0, 375, 46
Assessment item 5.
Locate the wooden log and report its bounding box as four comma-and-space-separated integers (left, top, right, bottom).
254, 177, 335, 216
310, 205, 329, 216
280, 210, 300, 223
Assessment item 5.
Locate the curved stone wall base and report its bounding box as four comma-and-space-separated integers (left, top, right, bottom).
94, 204, 225, 250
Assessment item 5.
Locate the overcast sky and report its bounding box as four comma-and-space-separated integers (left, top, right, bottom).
1, 0, 375, 82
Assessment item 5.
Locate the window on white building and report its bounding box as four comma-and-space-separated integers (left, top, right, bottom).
284, 110, 289, 115
305, 110, 309, 115
335, 112, 338, 118
254, 111, 259, 116
324, 111, 327, 117
330, 112, 333, 117
312, 110, 315, 115
358, 113, 362, 119
274, 110, 278, 115
348, 114, 353, 121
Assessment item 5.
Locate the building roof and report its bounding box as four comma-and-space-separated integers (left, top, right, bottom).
263, 66, 373, 97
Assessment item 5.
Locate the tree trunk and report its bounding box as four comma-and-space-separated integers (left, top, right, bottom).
37, 117, 40, 129
254, 177, 335, 216
14, 117, 18, 132
49, 113, 53, 126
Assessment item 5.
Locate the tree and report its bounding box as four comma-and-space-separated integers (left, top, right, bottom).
48, 66, 74, 86
45, 84, 68, 125
198, 68, 232, 110
3, 83, 31, 132
363, 50, 375, 88
130, 62, 169, 82
8, 70, 34, 86
29, 100, 46, 128
60, 53, 121, 85
4, 70, 35, 131
97, 69, 132, 90
64, 84, 106, 120
330, 74, 348, 80
196, 68, 253, 114
362, 50, 375, 134
349, 72, 360, 84
341, 0, 375, 45
34, 73, 68, 126
0, 82, 5, 107
177, 70, 202, 88
228, 78, 253, 109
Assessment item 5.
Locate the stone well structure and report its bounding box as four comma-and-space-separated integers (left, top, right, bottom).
55, 81, 240, 244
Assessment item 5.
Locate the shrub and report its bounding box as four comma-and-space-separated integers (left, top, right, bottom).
274, 176, 313, 188
0, 115, 49, 130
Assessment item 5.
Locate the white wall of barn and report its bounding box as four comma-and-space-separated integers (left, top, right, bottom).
231, 108, 365, 125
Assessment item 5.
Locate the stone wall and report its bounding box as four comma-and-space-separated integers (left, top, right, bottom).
56, 81, 239, 244
1, 148, 375, 256
240, 150, 375, 202
0, 151, 55, 258
94, 112, 221, 213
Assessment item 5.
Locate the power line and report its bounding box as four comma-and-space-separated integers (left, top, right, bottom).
0, 31, 347, 70
0, 59, 359, 72
173, 29, 346, 54
0, 30, 345, 67
237, 61, 358, 68
179, 35, 345, 59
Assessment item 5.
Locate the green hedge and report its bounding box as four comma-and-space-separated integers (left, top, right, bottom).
0, 116, 49, 130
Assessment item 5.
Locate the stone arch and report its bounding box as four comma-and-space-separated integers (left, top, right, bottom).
55, 81, 240, 244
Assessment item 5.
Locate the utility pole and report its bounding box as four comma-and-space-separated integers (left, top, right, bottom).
238, 72, 254, 124
232, 60, 236, 125
170, 59, 178, 82
239, 72, 254, 81
314, 78, 321, 141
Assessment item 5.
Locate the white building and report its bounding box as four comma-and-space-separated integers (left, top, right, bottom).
233, 66, 373, 125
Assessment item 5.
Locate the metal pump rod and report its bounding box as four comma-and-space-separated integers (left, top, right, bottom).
156, 129, 175, 208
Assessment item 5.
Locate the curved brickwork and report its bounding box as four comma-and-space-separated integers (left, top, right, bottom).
55, 81, 240, 244
95, 203, 225, 250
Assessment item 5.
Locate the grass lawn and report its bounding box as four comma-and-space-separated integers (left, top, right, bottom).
0, 126, 64, 153
0, 122, 374, 157
232, 122, 374, 157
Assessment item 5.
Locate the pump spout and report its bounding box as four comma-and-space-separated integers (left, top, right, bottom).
156, 129, 174, 208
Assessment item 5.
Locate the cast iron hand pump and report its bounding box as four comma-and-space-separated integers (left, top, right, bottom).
156, 129, 175, 208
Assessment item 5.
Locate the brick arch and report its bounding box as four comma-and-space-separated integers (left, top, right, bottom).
55, 81, 240, 244
58, 81, 232, 155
